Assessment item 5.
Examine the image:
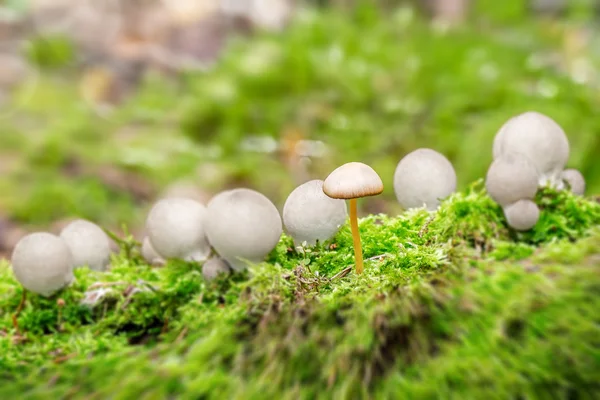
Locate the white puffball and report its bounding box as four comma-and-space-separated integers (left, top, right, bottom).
141, 237, 165, 265
60, 219, 111, 271
503, 200, 540, 231
11, 232, 74, 297
561, 168, 585, 195
283, 180, 347, 246
145, 197, 211, 262
493, 111, 570, 187
485, 153, 539, 207
393, 148, 457, 210
205, 188, 282, 271
202, 257, 231, 281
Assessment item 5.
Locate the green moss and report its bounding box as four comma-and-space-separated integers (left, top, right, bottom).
1, 187, 598, 398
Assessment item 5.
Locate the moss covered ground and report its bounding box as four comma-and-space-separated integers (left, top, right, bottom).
1, 184, 599, 399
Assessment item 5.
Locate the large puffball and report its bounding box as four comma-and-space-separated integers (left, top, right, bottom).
145, 197, 211, 262
485, 153, 539, 207
283, 180, 347, 246
11, 232, 74, 297
60, 219, 111, 271
393, 148, 457, 210
205, 188, 282, 271
493, 111, 569, 187
561, 168, 585, 195
503, 200, 540, 231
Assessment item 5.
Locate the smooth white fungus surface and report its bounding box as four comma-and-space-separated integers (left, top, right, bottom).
60, 219, 111, 271
283, 180, 347, 246
11, 232, 74, 296
202, 257, 231, 281
393, 148, 457, 210
205, 188, 282, 271
141, 237, 165, 265
493, 111, 570, 187
503, 199, 540, 231
485, 153, 539, 207
145, 197, 210, 262
561, 168, 585, 195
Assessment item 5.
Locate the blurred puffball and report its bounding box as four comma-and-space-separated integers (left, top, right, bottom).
142, 237, 165, 265
202, 257, 231, 281
145, 197, 211, 262
11, 232, 74, 296
60, 219, 111, 271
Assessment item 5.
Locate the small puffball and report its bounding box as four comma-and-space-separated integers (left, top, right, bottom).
205, 188, 282, 271
146, 197, 211, 262
11, 232, 74, 297
202, 257, 231, 281
493, 111, 570, 187
503, 200, 540, 231
393, 148, 457, 210
561, 169, 585, 195
485, 153, 538, 207
60, 219, 111, 271
283, 180, 347, 246
141, 237, 165, 265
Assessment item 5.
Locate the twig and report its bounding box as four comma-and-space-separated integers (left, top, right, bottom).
419, 214, 436, 238
176, 327, 189, 343
88, 281, 129, 290
330, 266, 352, 281
366, 253, 389, 261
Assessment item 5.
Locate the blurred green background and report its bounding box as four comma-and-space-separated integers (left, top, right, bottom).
1, 0, 599, 255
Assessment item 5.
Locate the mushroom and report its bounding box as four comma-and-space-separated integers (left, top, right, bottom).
493, 111, 570, 187
205, 188, 282, 271
485, 153, 539, 207
145, 197, 211, 262
322, 162, 384, 275
141, 237, 165, 265
59, 219, 111, 271
282, 180, 347, 247
393, 148, 457, 210
11, 232, 74, 297
503, 200, 540, 231
561, 168, 585, 195
202, 257, 231, 281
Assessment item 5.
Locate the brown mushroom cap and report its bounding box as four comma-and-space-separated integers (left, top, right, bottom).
322, 162, 384, 199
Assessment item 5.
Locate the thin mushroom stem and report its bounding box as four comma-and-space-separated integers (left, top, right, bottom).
12, 290, 27, 333
349, 198, 364, 274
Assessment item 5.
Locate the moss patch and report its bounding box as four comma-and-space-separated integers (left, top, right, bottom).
1, 187, 599, 398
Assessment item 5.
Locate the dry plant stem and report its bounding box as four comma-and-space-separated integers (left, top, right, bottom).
349, 198, 363, 274
12, 290, 27, 333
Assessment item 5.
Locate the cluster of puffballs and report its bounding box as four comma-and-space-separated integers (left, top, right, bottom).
485, 111, 585, 231
10, 111, 586, 298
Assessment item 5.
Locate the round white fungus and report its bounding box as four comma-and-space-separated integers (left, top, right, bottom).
141, 236, 165, 265
11, 232, 74, 297
493, 111, 570, 187
283, 180, 347, 246
561, 168, 585, 195
205, 188, 282, 271
202, 257, 231, 281
393, 148, 457, 210
60, 219, 111, 271
485, 153, 539, 207
503, 199, 540, 231
145, 197, 211, 262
